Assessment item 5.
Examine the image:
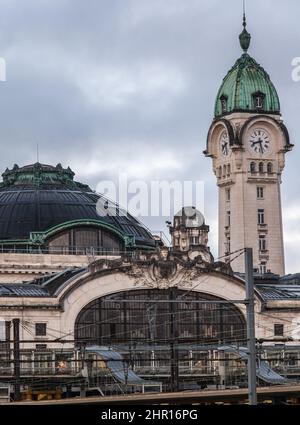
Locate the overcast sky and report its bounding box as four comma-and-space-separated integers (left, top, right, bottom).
0, 0, 299, 273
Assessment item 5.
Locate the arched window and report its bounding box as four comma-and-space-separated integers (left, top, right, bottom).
252, 91, 265, 110
267, 162, 273, 174
223, 165, 226, 177
250, 162, 256, 174
47, 226, 123, 255
75, 289, 246, 346
259, 162, 264, 174
227, 164, 231, 176
218, 166, 222, 178
220, 95, 228, 113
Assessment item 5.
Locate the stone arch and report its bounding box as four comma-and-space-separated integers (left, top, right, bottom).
240, 115, 292, 151
58, 270, 263, 340
205, 119, 235, 157
74, 288, 247, 346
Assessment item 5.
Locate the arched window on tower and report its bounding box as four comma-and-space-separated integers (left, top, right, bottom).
267, 162, 273, 174
218, 166, 222, 179
250, 162, 256, 174
227, 164, 231, 176
223, 165, 227, 177
259, 162, 264, 174
252, 91, 265, 111
220, 95, 228, 114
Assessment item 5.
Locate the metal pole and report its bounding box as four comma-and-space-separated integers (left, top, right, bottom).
13, 318, 21, 401
170, 286, 179, 392
245, 248, 257, 405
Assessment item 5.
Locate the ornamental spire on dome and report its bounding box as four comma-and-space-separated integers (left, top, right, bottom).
239, 0, 251, 53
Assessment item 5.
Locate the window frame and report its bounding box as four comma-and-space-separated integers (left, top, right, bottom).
250, 162, 256, 174
35, 323, 47, 337
258, 209, 265, 225
257, 186, 264, 199
220, 95, 228, 114
259, 235, 267, 252
274, 324, 284, 337
225, 188, 231, 202
252, 91, 265, 110
189, 236, 200, 246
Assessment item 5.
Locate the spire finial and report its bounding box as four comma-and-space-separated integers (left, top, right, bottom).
239, 0, 251, 53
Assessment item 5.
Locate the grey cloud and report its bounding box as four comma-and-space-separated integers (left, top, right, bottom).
0, 0, 299, 271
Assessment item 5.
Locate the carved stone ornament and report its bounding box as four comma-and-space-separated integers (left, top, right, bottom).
88, 248, 233, 289
124, 249, 232, 289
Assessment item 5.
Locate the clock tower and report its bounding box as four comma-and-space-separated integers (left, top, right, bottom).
204, 14, 293, 276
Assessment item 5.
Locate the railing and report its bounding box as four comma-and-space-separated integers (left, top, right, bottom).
0, 245, 127, 257
0, 349, 81, 376
1, 347, 300, 382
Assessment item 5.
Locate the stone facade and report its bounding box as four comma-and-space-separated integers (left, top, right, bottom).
206, 112, 292, 276
0, 252, 120, 283
0, 253, 299, 351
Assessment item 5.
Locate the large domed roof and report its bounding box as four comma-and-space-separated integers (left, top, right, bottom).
214, 15, 280, 118
214, 54, 280, 118
0, 163, 155, 248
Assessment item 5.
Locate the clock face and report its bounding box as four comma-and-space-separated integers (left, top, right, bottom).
220, 130, 230, 157
249, 128, 271, 154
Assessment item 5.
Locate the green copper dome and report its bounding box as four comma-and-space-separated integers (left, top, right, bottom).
214, 54, 280, 117
214, 14, 280, 118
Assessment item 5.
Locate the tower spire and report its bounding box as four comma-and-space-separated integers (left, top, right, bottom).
239, 0, 251, 53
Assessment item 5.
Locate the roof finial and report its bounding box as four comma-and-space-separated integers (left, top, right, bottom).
239, 0, 251, 53
243, 0, 246, 28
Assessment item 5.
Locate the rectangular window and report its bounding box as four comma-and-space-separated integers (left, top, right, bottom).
257, 187, 264, 199
221, 97, 227, 113
174, 237, 180, 247
258, 209, 265, 225
225, 237, 231, 254
259, 236, 267, 252
189, 236, 199, 245
226, 211, 231, 227
35, 323, 47, 337
274, 324, 284, 337
225, 188, 231, 202
255, 96, 263, 109
259, 263, 267, 274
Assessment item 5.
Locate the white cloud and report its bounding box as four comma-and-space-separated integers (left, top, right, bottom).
74, 62, 187, 110
72, 146, 183, 179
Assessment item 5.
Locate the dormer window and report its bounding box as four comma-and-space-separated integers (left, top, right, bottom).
220, 95, 228, 113
253, 92, 265, 110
